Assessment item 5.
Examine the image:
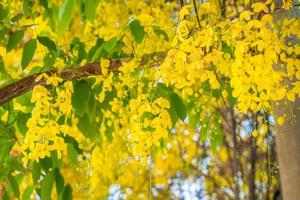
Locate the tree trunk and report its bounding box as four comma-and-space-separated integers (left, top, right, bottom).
275, 98, 300, 200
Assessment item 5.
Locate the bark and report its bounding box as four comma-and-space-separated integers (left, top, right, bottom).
178, 0, 184, 8
0, 52, 166, 106
230, 107, 240, 200
275, 98, 300, 200
0, 61, 121, 105
265, 113, 275, 200
274, 3, 300, 199
249, 113, 257, 200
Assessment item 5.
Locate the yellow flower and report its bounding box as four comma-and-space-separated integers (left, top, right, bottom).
35, 73, 49, 82
31, 85, 50, 103
252, 129, 258, 137
287, 91, 295, 102
179, 6, 192, 20
277, 116, 285, 126
252, 2, 269, 13
1, 111, 8, 122
46, 75, 63, 86
178, 20, 190, 38
239, 11, 253, 21
100, 59, 110, 76
283, 0, 293, 10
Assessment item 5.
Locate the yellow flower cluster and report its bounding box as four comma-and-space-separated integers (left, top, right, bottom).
6, 0, 298, 198
21, 76, 74, 165
88, 122, 205, 199
160, 2, 300, 113
96, 74, 172, 157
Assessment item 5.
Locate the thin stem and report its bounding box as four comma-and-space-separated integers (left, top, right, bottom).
178, 0, 184, 8
192, 0, 201, 29
230, 107, 240, 200
249, 112, 257, 200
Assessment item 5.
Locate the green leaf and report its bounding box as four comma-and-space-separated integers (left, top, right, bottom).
6, 30, 24, 52
222, 42, 234, 58
17, 113, 31, 135
21, 39, 37, 69
54, 169, 64, 196
37, 36, 57, 50
91, 45, 104, 62
61, 184, 72, 200
58, 0, 76, 36
67, 143, 78, 165
15, 92, 34, 112
41, 172, 54, 200
0, 55, 6, 74
11, 13, 23, 22
50, 151, 63, 169
85, 0, 100, 22
155, 83, 178, 127
226, 86, 237, 106
40, 157, 53, 172
200, 118, 210, 143
168, 107, 178, 128
0, 167, 10, 182
8, 174, 20, 198
210, 115, 224, 151
64, 135, 83, 154
22, 185, 34, 200
32, 162, 41, 184
87, 92, 96, 122
129, 19, 146, 44
0, 4, 9, 20
39, 0, 48, 9
156, 83, 173, 99
103, 37, 118, 53
77, 113, 99, 139
189, 108, 201, 128
23, 0, 35, 16
72, 80, 91, 116
141, 112, 155, 123
88, 38, 104, 62
2, 191, 10, 200
43, 51, 57, 69
1, 101, 14, 112
170, 93, 187, 121
110, 40, 125, 58
77, 43, 87, 64
153, 27, 169, 41
48, 6, 58, 32
0, 140, 14, 162
0, 27, 8, 42
9, 157, 25, 172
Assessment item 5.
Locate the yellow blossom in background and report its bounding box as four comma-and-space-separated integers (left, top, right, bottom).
277, 116, 285, 126
0, 0, 299, 199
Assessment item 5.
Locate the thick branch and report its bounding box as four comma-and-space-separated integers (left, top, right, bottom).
0, 61, 121, 106
0, 52, 166, 106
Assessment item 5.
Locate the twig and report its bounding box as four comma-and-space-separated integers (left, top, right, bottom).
249, 112, 257, 200
230, 107, 240, 200
178, 0, 184, 8
192, 0, 201, 29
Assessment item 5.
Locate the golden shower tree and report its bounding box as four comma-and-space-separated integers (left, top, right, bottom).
0, 0, 299, 199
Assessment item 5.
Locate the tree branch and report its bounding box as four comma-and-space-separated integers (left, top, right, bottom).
230, 107, 240, 200
178, 0, 184, 8
0, 52, 166, 106
192, 0, 201, 29
0, 61, 119, 106
249, 112, 257, 200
